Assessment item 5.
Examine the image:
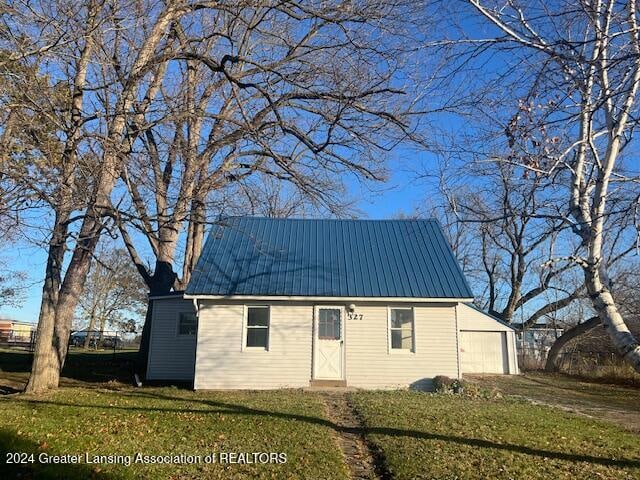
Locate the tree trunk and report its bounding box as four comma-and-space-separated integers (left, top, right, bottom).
182, 197, 206, 286
544, 316, 600, 372
25, 285, 61, 393
585, 267, 640, 372
53, 210, 105, 370
83, 309, 98, 349
98, 315, 106, 347
24, 217, 67, 393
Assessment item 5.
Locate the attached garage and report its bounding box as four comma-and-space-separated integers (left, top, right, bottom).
457, 303, 519, 375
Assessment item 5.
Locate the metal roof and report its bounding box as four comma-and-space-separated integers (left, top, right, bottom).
185, 217, 474, 299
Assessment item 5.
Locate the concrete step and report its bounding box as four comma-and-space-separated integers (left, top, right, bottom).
309, 379, 348, 388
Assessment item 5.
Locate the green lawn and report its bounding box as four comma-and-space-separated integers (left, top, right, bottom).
2, 350, 640, 479
350, 390, 640, 480
1, 387, 347, 480
470, 372, 640, 432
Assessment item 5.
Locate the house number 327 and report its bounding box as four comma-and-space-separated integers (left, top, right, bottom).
347, 312, 363, 320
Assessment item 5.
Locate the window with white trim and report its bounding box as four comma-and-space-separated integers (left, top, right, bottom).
178, 312, 197, 336
318, 308, 341, 340
389, 308, 414, 351
246, 306, 270, 349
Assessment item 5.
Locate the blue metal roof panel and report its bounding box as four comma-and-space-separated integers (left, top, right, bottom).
185, 217, 474, 298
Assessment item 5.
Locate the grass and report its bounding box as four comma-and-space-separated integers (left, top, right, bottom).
0, 387, 348, 479
520, 356, 640, 387
471, 372, 640, 432
2, 349, 640, 479
0, 349, 347, 479
570, 363, 640, 387
350, 390, 640, 480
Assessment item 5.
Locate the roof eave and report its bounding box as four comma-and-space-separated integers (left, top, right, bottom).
178, 293, 474, 303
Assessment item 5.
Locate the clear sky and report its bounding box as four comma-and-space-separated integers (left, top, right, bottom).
0, 4, 498, 324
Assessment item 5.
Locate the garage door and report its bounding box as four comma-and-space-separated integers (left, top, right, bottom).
460, 331, 509, 374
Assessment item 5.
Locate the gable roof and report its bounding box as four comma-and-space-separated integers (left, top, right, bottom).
185, 217, 474, 299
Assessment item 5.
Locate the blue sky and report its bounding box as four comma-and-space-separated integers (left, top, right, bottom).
0, 5, 520, 324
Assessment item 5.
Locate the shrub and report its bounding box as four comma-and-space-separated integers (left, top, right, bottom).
433, 375, 453, 393
433, 376, 466, 394
432, 377, 502, 397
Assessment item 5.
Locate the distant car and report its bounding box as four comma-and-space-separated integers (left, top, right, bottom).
70, 331, 122, 348
69, 332, 99, 348
101, 336, 122, 348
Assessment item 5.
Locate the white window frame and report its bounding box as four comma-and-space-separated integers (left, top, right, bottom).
387, 307, 416, 354
176, 311, 197, 337
242, 305, 271, 352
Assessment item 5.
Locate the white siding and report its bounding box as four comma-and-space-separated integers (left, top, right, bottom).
194, 303, 313, 389
346, 304, 459, 390
151, 298, 463, 389
147, 298, 197, 381
457, 303, 514, 331
508, 331, 519, 374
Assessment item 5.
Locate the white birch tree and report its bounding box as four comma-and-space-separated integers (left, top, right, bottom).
455, 0, 640, 370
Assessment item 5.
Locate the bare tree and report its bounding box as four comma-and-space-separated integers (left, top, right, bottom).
0, 0, 437, 391
1, 1, 108, 393
427, 153, 586, 330
77, 246, 146, 349
0, 264, 26, 310
442, 0, 640, 370
0, 1, 207, 393
106, 1, 435, 376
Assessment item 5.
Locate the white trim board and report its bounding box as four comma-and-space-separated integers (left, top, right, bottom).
241, 304, 271, 352
180, 294, 473, 303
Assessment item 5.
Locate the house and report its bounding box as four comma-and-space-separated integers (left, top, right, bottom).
517, 324, 564, 359
0, 319, 10, 342
147, 217, 518, 390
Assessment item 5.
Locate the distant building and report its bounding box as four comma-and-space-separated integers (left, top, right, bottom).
0, 319, 36, 343
0, 319, 9, 341
517, 324, 564, 358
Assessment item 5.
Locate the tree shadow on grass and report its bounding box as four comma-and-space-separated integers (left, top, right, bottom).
10, 390, 640, 471
523, 373, 640, 396
0, 429, 122, 480
521, 374, 596, 394
0, 350, 137, 390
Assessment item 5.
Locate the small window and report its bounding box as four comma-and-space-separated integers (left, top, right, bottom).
178, 312, 197, 336
246, 306, 270, 349
318, 308, 341, 340
390, 308, 414, 351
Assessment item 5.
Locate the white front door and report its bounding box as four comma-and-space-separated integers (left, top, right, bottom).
314, 306, 344, 380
